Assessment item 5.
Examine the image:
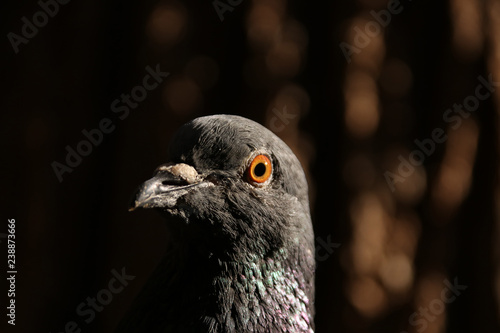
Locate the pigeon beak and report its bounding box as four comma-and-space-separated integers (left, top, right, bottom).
129, 163, 209, 211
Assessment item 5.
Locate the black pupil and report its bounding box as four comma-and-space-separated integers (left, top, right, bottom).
254, 162, 267, 177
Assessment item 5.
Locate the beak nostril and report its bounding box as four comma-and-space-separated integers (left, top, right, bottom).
156, 163, 201, 184
161, 178, 188, 186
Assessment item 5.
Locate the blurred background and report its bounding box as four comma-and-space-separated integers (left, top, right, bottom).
2, 0, 500, 332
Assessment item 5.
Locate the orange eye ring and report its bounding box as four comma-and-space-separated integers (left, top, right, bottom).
246, 154, 272, 184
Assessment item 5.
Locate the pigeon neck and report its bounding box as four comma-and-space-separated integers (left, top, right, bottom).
164, 240, 315, 332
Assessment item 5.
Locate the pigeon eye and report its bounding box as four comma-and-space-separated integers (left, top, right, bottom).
246, 154, 272, 184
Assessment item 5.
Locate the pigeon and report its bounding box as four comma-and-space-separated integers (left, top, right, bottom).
115, 115, 315, 333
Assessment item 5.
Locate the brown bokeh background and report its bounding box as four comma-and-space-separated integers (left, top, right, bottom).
2, 0, 500, 332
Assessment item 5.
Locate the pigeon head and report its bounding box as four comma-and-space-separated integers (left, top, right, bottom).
124, 115, 315, 333
130, 115, 312, 260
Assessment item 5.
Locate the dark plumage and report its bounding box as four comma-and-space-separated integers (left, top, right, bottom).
115, 115, 315, 333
